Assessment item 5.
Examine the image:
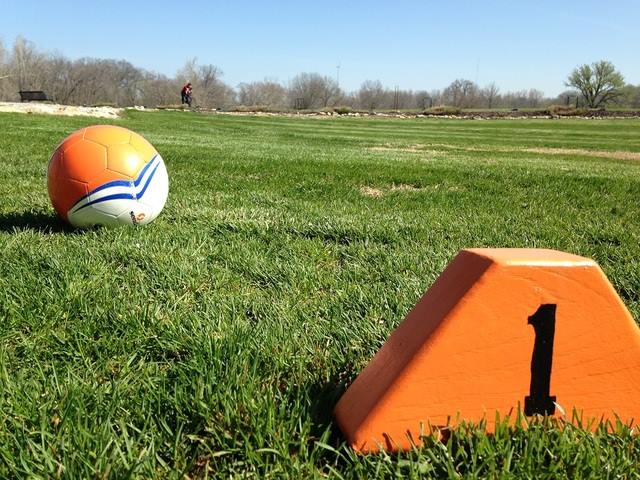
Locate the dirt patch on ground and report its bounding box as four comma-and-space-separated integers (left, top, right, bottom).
359, 183, 463, 198
388, 183, 423, 192
360, 186, 384, 198
371, 143, 493, 155
522, 147, 640, 161
370, 143, 640, 161
0, 102, 122, 119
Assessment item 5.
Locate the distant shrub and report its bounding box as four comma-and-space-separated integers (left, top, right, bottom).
549, 105, 574, 115
231, 105, 284, 113
424, 105, 461, 116
233, 105, 269, 112
333, 106, 352, 115
548, 105, 590, 116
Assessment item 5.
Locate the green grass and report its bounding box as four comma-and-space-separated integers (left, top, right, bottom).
1, 110, 639, 478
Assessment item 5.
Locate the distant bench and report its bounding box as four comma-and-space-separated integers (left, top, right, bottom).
19, 90, 52, 102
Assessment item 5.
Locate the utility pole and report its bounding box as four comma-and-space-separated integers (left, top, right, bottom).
394, 85, 399, 111
336, 63, 341, 89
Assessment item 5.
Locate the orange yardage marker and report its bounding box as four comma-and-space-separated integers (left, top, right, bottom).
334, 248, 640, 453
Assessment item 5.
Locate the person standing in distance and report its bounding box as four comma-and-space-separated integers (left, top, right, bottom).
181, 82, 193, 107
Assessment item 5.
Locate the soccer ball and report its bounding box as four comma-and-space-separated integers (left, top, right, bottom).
47, 125, 169, 227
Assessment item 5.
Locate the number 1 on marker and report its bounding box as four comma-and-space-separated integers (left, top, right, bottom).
525, 304, 557, 416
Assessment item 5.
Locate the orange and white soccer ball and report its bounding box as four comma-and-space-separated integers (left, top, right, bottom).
47, 125, 169, 227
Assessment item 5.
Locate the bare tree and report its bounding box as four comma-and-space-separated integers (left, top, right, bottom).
44, 55, 79, 104
0, 39, 5, 78
198, 64, 221, 91
71, 59, 112, 105
414, 90, 431, 109
443, 79, 479, 108
238, 79, 286, 108
319, 77, 341, 108
552, 89, 580, 106
394, 89, 415, 110
139, 71, 180, 106
357, 80, 387, 111
112, 60, 144, 105
9, 34, 638, 112
566, 60, 624, 108
527, 88, 544, 108
339, 91, 358, 109
481, 82, 500, 109
500, 89, 528, 109
288, 72, 339, 109
618, 84, 640, 109
177, 59, 235, 108
10, 36, 47, 92
259, 80, 286, 108
238, 82, 258, 106
0, 39, 11, 99
429, 89, 443, 106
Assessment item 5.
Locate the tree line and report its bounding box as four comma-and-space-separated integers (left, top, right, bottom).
1, 37, 639, 111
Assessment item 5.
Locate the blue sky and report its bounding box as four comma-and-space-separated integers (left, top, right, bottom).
1, 0, 638, 96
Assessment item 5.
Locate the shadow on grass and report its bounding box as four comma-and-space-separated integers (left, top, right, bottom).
0, 210, 74, 234
301, 375, 354, 458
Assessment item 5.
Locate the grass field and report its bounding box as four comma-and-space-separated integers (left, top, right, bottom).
1, 110, 639, 478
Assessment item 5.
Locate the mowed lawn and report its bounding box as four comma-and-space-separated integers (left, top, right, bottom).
1, 110, 639, 478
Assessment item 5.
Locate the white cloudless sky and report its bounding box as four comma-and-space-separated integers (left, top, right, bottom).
1, 0, 638, 96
